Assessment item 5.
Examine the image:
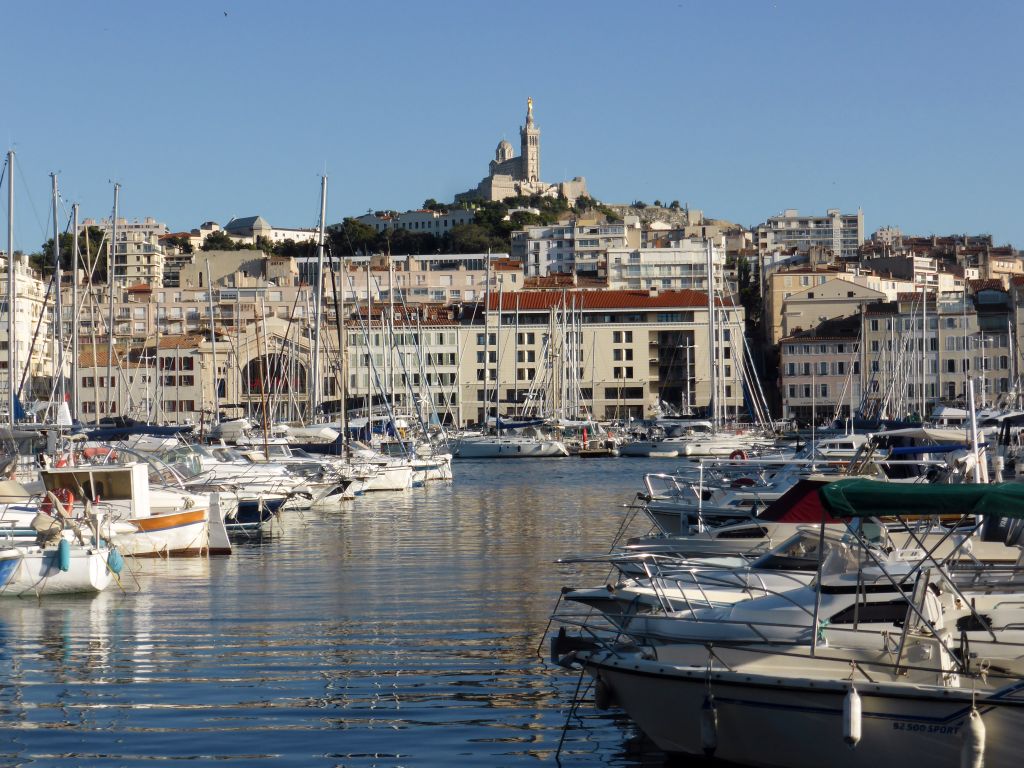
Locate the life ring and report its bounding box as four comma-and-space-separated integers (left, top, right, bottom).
729, 449, 748, 461
41, 488, 75, 518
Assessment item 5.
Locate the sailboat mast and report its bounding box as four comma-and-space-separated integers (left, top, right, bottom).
51, 174, 65, 407
106, 184, 119, 414
705, 238, 717, 429
495, 273, 503, 433
71, 203, 80, 421
483, 250, 491, 428
311, 174, 327, 421
206, 256, 220, 425
6, 150, 15, 426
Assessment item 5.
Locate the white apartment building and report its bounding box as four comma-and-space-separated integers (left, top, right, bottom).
605, 236, 729, 293
756, 208, 864, 260
510, 216, 641, 278
355, 208, 476, 235
86, 216, 168, 288
0, 257, 57, 412
297, 253, 521, 305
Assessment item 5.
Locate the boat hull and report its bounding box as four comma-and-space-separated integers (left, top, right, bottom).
108, 508, 210, 557
2, 545, 112, 596
579, 650, 1024, 768
455, 438, 569, 458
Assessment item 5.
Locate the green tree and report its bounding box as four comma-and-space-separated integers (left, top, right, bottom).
165, 234, 194, 254
201, 230, 238, 251
328, 218, 379, 256
422, 198, 450, 213
30, 225, 108, 280
450, 223, 506, 253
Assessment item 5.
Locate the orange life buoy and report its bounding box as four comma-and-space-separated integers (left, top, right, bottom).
41, 488, 75, 517
729, 449, 748, 461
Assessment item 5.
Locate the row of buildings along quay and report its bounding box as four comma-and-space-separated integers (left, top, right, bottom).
0, 100, 1019, 428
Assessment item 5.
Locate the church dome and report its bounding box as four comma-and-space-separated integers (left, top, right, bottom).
495, 139, 514, 163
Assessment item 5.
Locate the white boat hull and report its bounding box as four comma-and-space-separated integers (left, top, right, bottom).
106, 508, 210, 557
455, 437, 569, 458
362, 465, 413, 492
3, 545, 112, 596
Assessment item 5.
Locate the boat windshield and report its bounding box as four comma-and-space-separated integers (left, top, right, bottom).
749, 531, 834, 571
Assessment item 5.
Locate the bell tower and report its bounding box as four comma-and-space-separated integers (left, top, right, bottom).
519, 97, 540, 182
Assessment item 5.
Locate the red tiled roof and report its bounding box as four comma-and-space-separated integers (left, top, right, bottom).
127, 283, 152, 293
968, 278, 1006, 292
895, 291, 937, 303
487, 289, 731, 311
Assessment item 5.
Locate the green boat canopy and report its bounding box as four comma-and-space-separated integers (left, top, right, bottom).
819, 479, 1024, 519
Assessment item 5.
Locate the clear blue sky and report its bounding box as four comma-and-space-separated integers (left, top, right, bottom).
3, 0, 1022, 251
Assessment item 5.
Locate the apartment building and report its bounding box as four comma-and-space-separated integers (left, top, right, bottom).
604, 235, 730, 293
0, 257, 57, 413
86, 216, 168, 288
756, 209, 864, 261
458, 289, 746, 424
779, 285, 1014, 423
510, 216, 640, 278
355, 208, 476, 235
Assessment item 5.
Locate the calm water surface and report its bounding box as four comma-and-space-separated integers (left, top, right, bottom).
0, 458, 687, 767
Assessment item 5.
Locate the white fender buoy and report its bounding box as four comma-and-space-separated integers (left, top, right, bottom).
843, 686, 862, 747
594, 675, 612, 710
700, 693, 718, 756
961, 707, 985, 768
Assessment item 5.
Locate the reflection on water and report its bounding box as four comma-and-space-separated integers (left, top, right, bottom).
0, 458, 673, 766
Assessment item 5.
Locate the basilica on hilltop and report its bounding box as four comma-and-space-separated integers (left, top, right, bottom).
456, 98, 589, 205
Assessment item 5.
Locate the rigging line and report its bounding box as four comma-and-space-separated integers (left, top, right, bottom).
13, 157, 48, 246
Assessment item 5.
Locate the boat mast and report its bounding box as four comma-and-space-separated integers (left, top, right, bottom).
705, 238, 718, 429
6, 150, 15, 426
106, 183, 119, 415
388, 258, 396, 420
496, 273, 503, 433
205, 256, 220, 425
71, 203, 80, 421
483, 250, 491, 429
51, 174, 66, 409
311, 174, 327, 422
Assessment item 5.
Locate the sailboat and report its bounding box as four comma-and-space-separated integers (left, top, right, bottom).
453, 255, 568, 459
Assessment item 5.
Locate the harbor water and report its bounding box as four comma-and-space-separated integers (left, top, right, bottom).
0, 458, 680, 766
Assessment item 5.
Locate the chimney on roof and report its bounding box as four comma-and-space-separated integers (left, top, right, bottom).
649, 285, 659, 297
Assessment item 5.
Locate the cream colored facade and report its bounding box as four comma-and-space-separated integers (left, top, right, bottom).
457, 289, 746, 424
0, 258, 57, 413
605, 236, 729, 293
781, 278, 886, 338
87, 216, 168, 288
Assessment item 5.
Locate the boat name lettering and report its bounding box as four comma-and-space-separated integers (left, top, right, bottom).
891, 722, 961, 735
